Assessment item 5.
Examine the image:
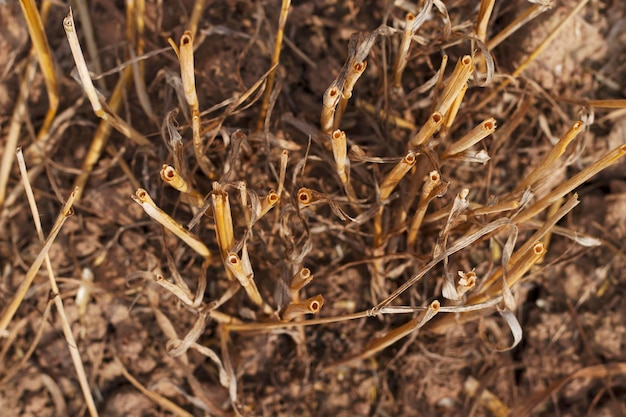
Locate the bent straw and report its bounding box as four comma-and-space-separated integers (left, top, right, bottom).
476, 0, 495, 43
64, 9, 151, 147
0, 188, 78, 336
19, 0, 58, 143
16, 151, 99, 417
257, 0, 291, 131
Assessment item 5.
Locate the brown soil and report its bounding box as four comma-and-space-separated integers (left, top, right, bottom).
1, 1, 625, 416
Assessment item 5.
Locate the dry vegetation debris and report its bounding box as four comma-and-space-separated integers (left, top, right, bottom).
1, 0, 626, 416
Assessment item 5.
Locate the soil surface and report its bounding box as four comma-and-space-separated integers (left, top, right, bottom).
1, 1, 625, 416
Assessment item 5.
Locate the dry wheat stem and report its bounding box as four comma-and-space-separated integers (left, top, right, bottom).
476, 0, 589, 112
486, 3, 551, 50
0, 56, 38, 208
407, 170, 442, 247
392, 0, 433, 90
72, 0, 105, 89
16, 151, 99, 417
334, 60, 367, 130
480, 195, 579, 295
514, 144, 626, 224
436, 55, 474, 117
331, 300, 440, 368
441, 117, 496, 158
63, 9, 102, 115
356, 99, 416, 130
283, 295, 324, 321
160, 164, 204, 207
188, 0, 207, 38
257, 0, 291, 131
225, 253, 264, 307
409, 111, 443, 147
0, 187, 77, 335
212, 183, 235, 261
443, 82, 468, 131
71, 68, 132, 202
476, 0, 495, 43
514, 121, 584, 193
19, 0, 58, 142
373, 217, 511, 313
132, 188, 212, 259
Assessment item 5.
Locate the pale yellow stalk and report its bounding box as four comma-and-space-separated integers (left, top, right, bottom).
132, 188, 212, 259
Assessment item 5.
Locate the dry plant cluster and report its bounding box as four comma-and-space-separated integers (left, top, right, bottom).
1, 0, 625, 416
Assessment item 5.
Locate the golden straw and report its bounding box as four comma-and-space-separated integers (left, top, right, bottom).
132, 188, 212, 259
440, 117, 497, 159
282, 295, 324, 321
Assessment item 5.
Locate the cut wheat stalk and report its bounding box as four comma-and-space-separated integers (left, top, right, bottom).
440, 117, 497, 159
71, 0, 105, 90
435, 55, 474, 117
442, 82, 467, 132
177, 31, 214, 178
330, 129, 357, 199
392, 0, 433, 91
160, 164, 205, 207
225, 252, 265, 308
407, 170, 443, 248
132, 188, 212, 259
372, 217, 511, 314
282, 294, 324, 321
211, 183, 235, 261
479, 194, 579, 296
333, 60, 367, 130
257, 0, 291, 131
409, 111, 443, 147
64, 9, 151, 147
15, 150, 99, 417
